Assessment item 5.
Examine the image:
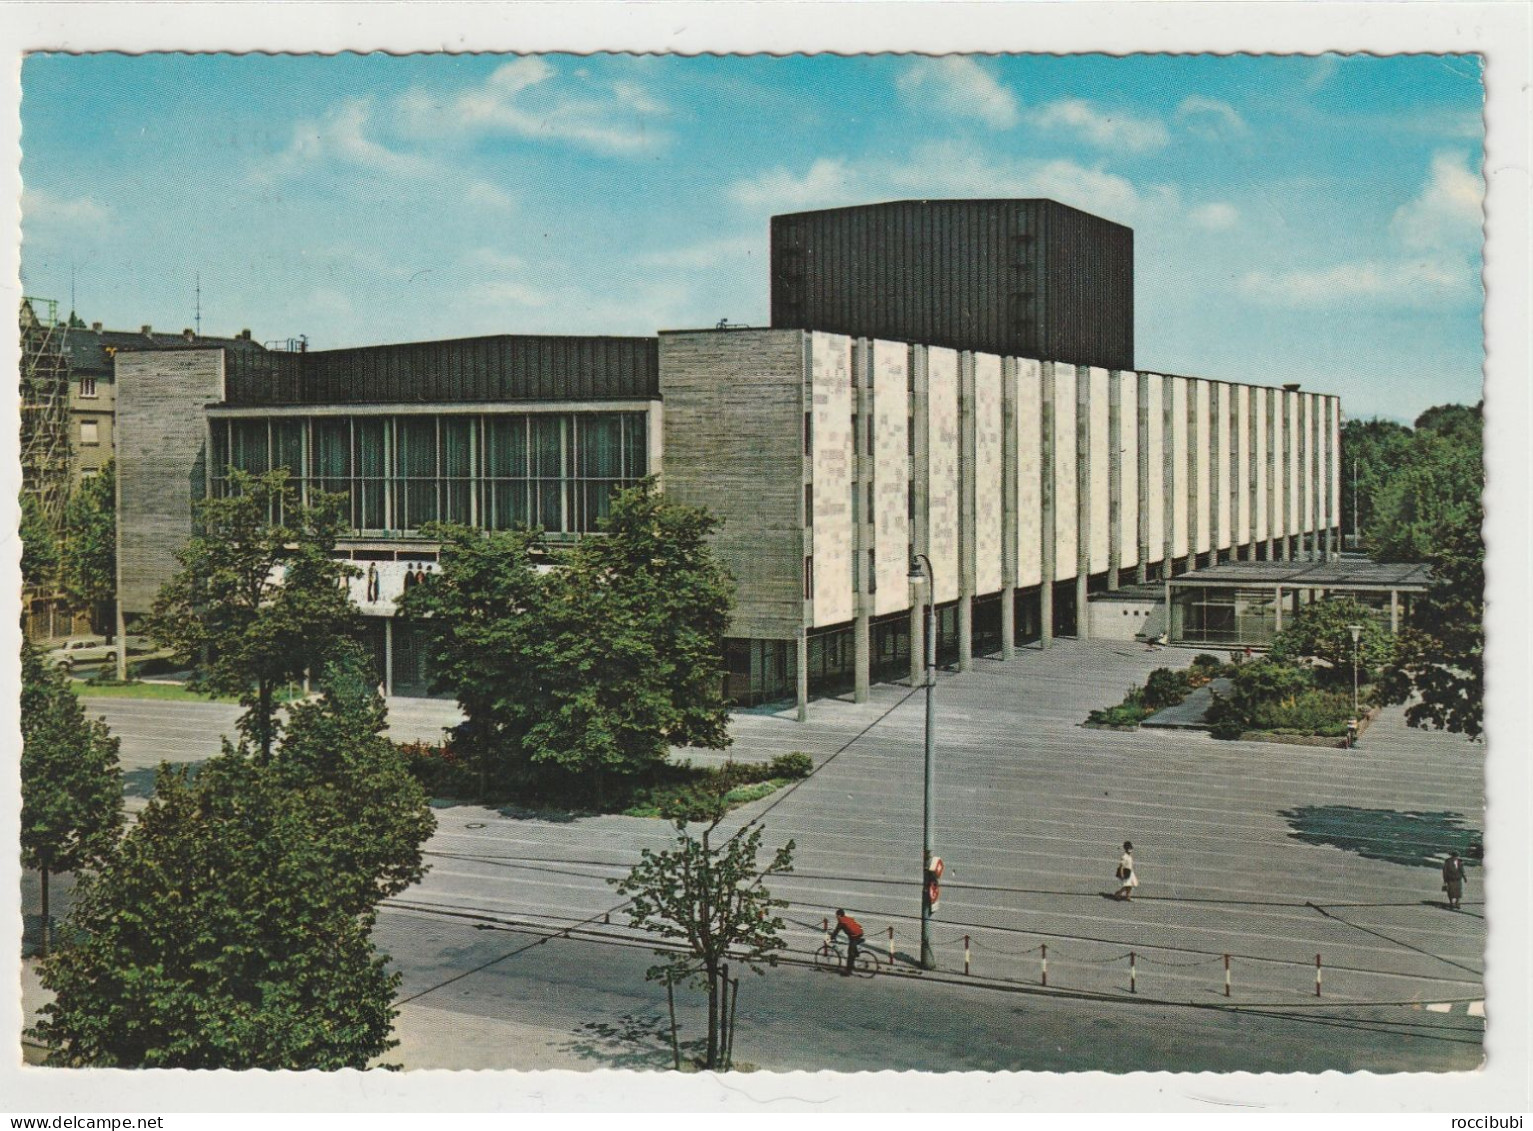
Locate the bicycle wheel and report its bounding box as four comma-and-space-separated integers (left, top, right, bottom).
813, 943, 840, 973
853, 950, 881, 979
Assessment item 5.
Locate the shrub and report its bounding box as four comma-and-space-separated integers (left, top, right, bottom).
1142, 667, 1193, 710
768, 752, 814, 780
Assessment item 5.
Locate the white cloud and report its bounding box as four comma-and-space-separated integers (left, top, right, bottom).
1031, 98, 1168, 153
728, 158, 858, 211
21, 188, 112, 231
275, 99, 438, 181
1190, 202, 1239, 231
896, 57, 1020, 130
397, 58, 669, 154
1237, 258, 1471, 308
1390, 150, 1482, 252
1175, 95, 1249, 140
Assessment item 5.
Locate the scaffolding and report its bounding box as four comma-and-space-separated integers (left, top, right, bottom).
20, 296, 73, 527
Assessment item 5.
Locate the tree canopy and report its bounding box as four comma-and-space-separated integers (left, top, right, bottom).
147, 468, 358, 758
20, 644, 124, 953
58, 462, 117, 627
403, 479, 735, 805
20, 492, 59, 593
31, 652, 434, 1068
611, 793, 794, 1069
1269, 597, 1395, 684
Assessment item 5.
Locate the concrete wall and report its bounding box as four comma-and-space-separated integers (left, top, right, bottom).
872, 339, 911, 616
810, 332, 856, 625
116, 349, 225, 616
1053, 363, 1077, 582
926, 347, 960, 604
1118, 369, 1139, 571
658, 329, 806, 639
1089, 367, 1111, 574
974, 353, 1004, 596
1016, 360, 1043, 587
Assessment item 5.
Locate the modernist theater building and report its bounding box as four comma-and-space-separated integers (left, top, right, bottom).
114, 199, 1344, 713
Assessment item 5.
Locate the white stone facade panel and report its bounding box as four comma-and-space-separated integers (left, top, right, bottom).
1171, 377, 1189, 560
927, 347, 960, 604
811, 332, 855, 626
1016, 360, 1042, 587
1118, 370, 1139, 570
1215, 383, 1232, 550
1331, 398, 1342, 530
873, 340, 912, 616
974, 352, 1004, 596
1236, 384, 1251, 545
1089, 367, 1111, 574
1288, 390, 1301, 535
1195, 378, 1212, 555
1303, 393, 1316, 535
1053, 363, 1077, 582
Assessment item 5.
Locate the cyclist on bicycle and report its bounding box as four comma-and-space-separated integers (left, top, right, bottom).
830, 908, 864, 976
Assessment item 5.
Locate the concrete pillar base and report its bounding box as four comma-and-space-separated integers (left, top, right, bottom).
796, 632, 809, 723
853, 611, 871, 702
1000, 588, 1015, 660
958, 595, 973, 671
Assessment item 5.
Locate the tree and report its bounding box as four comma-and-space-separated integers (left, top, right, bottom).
30, 657, 434, 1068
527, 480, 735, 803
611, 792, 795, 1070
58, 462, 117, 632
1368, 410, 1482, 563
1339, 418, 1414, 548
1378, 506, 1484, 739
147, 468, 358, 759
20, 644, 124, 955
404, 479, 735, 805
20, 491, 59, 593
1268, 597, 1395, 685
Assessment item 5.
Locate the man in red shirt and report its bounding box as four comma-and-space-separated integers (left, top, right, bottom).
830, 908, 864, 976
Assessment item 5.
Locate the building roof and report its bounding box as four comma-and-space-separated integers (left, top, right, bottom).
59, 326, 266, 376
1169, 559, 1432, 591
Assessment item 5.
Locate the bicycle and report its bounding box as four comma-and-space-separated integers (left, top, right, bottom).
813, 933, 883, 978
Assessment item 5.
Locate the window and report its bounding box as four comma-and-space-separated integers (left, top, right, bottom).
867, 483, 875, 525
804, 556, 814, 600
79, 420, 99, 445
79, 376, 98, 399
868, 549, 877, 594
851, 413, 860, 456
804, 412, 813, 456
804, 482, 813, 527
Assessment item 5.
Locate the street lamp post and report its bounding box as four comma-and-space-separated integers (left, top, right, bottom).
1347, 623, 1363, 719
909, 554, 937, 970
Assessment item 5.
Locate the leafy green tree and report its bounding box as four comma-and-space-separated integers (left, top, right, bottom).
1414, 402, 1482, 444
58, 462, 117, 632
31, 657, 434, 1069
611, 792, 795, 1070
404, 480, 735, 805
147, 468, 358, 759
1339, 418, 1414, 548
1378, 507, 1484, 739
1368, 410, 1482, 563
20, 491, 59, 593
528, 481, 735, 803
1269, 597, 1395, 685
20, 644, 123, 955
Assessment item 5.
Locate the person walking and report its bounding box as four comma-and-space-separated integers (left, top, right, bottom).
1442, 851, 1467, 911
1114, 841, 1139, 901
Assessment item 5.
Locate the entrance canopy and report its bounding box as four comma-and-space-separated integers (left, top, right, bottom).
1168, 559, 1430, 649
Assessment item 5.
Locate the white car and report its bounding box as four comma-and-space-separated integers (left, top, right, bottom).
45, 636, 118, 671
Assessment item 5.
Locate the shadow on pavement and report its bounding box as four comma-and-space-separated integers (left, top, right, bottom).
560, 1012, 707, 1070
1281, 805, 1482, 868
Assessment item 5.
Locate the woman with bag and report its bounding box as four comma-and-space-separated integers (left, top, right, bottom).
1114, 841, 1139, 901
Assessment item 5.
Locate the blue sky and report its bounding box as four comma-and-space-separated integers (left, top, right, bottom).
20, 52, 1483, 422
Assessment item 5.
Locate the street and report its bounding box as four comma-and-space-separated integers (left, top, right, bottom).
27, 639, 1486, 1071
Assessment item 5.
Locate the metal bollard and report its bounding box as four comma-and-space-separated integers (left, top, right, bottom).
1315, 953, 1322, 997
1041, 944, 1048, 987
964, 935, 971, 976
1130, 951, 1137, 994
888, 925, 895, 965
1224, 953, 1231, 998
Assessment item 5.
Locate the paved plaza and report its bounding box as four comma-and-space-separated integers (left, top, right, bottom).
26, 639, 1486, 1071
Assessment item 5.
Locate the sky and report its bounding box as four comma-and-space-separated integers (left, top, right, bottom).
18, 52, 1484, 423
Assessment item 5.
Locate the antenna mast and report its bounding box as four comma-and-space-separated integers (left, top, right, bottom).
195, 272, 202, 336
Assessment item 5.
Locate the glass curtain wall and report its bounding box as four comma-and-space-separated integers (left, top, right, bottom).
212, 411, 647, 536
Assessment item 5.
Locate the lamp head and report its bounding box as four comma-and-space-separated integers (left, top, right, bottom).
1347, 623, 1363, 643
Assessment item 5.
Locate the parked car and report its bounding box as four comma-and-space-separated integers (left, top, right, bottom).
45, 636, 117, 671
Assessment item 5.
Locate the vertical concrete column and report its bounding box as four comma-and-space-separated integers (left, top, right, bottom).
1186, 378, 1200, 573
1389, 590, 1400, 634
853, 340, 872, 703
1040, 363, 1056, 649
796, 629, 809, 723
910, 346, 930, 688
384, 617, 395, 698
1246, 386, 1260, 561
1298, 393, 1311, 561
1273, 586, 1283, 633
1136, 370, 1150, 584
1108, 368, 1123, 590
1162, 374, 1176, 577
1076, 364, 1091, 639
1315, 395, 1328, 561
1269, 388, 1283, 562
1000, 357, 1019, 659
958, 351, 976, 670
